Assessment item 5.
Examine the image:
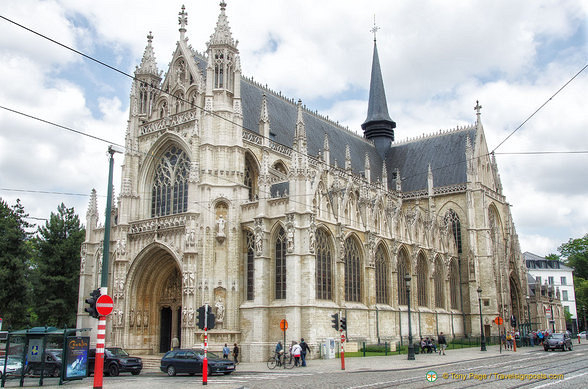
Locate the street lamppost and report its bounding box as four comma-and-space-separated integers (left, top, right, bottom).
477, 287, 487, 351
549, 297, 555, 332
526, 296, 531, 332
405, 273, 415, 360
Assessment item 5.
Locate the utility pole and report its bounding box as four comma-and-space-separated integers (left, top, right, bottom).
93, 146, 119, 389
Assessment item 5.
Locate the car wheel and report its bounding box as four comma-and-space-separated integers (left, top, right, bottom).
167, 365, 176, 376
52, 367, 60, 377
108, 364, 120, 377
131, 370, 141, 375
224, 371, 233, 375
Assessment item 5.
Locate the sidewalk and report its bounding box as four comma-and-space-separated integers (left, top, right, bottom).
230, 344, 538, 374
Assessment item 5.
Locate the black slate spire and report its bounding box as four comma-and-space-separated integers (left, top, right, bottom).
362, 40, 396, 158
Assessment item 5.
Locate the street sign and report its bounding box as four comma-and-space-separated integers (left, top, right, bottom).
96, 294, 114, 316
545, 307, 552, 319
280, 319, 288, 331
494, 316, 503, 325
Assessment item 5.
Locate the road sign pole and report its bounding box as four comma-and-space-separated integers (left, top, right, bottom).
340, 329, 345, 370
93, 316, 106, 389
203, 304, 208, 386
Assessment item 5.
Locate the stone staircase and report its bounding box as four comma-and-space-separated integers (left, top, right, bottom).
140, 355, 162, 371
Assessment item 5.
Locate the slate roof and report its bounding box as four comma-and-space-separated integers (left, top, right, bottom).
386, 128, 477, 192
193, 53, 477, 193
524, 252, 574, 271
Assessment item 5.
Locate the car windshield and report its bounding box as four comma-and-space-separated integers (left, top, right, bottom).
108, 348, 129, 357
549, 334, 563, 339
194, 350, 221, 359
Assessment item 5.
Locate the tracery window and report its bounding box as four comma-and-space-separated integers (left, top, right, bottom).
434, 258, 444, 308
244, 154, 258, 201
417, 254, 428, 307
151, 145, 190, 217
344, 238, 361, 302
445, 209, 462, 254
275, 228, 287, 300
315, 229, 332, 300
375, 245, 389, 304
397, 250, 409, 305
246, 230, 255, 301
449, 259, 459, 309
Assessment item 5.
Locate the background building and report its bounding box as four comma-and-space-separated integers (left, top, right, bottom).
78, 3, 528, 361
525, 252, 575, 332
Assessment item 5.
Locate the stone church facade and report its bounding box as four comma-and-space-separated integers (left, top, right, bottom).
77, 3, 528, 362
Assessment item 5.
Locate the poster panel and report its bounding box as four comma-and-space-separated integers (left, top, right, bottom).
65, 336, 89, 380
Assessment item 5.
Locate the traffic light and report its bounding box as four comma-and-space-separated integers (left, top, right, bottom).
340, 317, 347, 331
85, 289, 101, 319
197, 306, 206, 329
206, 305, 216, 330
331, 313, 339, 330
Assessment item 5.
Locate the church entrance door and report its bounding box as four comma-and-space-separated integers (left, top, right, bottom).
160, 307, 172, 353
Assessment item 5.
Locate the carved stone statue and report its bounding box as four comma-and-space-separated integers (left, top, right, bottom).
216, 215, 226, 237
215, 299, 225, 323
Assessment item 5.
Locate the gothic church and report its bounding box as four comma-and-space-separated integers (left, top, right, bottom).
77, 3, 528, 361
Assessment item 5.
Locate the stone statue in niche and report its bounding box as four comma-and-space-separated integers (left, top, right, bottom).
129, 309, 135, 327
215, 298, 225, 323
216, 215, 226, 243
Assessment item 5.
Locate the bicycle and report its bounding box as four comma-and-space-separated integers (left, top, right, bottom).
267, 352, 294, 369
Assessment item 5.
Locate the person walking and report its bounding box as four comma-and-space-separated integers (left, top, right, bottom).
275, 341, 284, 365
232, 343, 239, 364
300, 338, 311, 367
291, 341, 302, 367
437, 332, 447, 355
222, 343, 230, 359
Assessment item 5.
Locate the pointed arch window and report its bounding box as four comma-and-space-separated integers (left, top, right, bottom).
245, 230, 255, 301
315, 229, 333, 300
344, 238, 361, 302
375, 245, 389, 304
445, 209, 462, 254
275, 228, 287, 300
397, 250, 409, 305
449, 259, 460, 309
434, 258, 444, 308
151, 145, 190, 217
244, 154, 258, 201
417, 254, 428, 307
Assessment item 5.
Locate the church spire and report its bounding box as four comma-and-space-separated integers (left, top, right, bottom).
361, 27, 396, 158
135, 32, 160, 77
209, 1, 236, 47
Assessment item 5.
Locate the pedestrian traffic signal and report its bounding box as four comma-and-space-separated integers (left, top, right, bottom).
206, 305, 216, 330
340, 317, 347, 331
197, 306, 206, 329
510, 315, 517, 328
84, 289, 101, 319
331, 313, 339, 330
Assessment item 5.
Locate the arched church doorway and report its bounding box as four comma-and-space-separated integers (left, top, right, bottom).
128, 245, 182, 354
509, 276, 522, 328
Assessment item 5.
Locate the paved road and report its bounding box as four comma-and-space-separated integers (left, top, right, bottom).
4, 343, 586, 388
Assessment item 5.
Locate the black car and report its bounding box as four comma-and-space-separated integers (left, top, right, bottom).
543, 332, 573, 352
160, 349, 235, 376
25, 349, 62, 377
88, 347, 142, 376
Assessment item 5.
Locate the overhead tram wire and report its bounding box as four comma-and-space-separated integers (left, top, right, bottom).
2, 14, 587, 212
490, 63, 588, 154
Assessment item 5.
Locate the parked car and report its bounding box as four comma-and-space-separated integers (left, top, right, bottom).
1, 356, 23, 379
25, 349, 62, 377
579, 331, 586, 340
543, 332, 573, 351
160, 349, 235, 376
88, 347, 142, 377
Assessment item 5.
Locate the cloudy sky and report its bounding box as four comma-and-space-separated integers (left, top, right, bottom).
0, 0, 586, 256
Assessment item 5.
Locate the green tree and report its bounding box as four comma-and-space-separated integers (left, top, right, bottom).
31, 203, 85, 327
0, 198, 32, 329
558, 234, 588, 280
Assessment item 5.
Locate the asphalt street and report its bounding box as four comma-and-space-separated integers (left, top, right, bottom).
3, 343, 586, 388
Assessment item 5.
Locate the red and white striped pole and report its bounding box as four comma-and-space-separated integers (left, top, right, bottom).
340, 331, 345, 370
203, 328, 208, 385
93, 316, 106, 389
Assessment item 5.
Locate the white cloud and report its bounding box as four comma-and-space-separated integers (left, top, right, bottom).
0, 0, 586, 257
